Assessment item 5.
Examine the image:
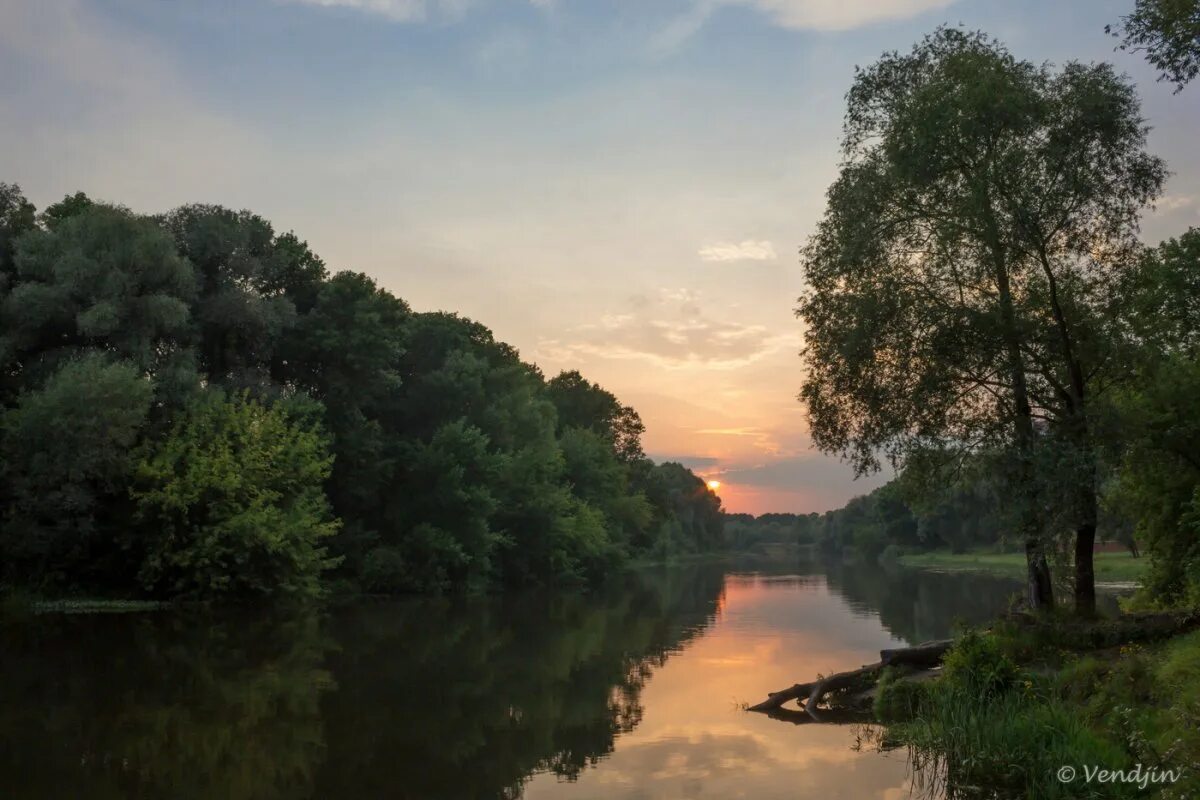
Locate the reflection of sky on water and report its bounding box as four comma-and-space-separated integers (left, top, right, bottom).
523, 570, 929, 800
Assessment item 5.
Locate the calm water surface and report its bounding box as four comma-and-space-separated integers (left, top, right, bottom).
1, 558, 1093, 799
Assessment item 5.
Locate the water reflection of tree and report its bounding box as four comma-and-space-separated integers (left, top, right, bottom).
821, 560, 1023, 643
312, 564, 726, 800
0, 610, 334, 800
0, 565, 724, 800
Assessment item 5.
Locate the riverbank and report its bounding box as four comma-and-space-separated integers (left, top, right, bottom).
898, 549, 1148, 584
876, 613, 1200, 799
748, 609, 1200, 797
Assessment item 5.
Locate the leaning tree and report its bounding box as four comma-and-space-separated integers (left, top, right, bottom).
798, 28, 1165, 613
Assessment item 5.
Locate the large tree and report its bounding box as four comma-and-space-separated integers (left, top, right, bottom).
159, 205, 326, 388
1, 202, 197, 400
798, 28, 1165, 613
547, 370, 647, 463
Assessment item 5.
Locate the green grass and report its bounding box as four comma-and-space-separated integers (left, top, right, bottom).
26, 598, 164, 614
884, 623, 1200, 799
898, 549, 1149, 583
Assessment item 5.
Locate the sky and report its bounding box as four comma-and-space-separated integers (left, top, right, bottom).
2, 0, 1198, 514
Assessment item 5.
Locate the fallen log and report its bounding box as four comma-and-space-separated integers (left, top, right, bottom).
880, 639, 953, 668
747, 639, 952, 715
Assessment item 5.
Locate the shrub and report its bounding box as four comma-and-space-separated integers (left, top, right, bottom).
131, 391, 341, 600
874, 670, 931, 722
0, 354, 153, 588
941, 629, 1019, 699
360, 546, 410, 594
878, 543, 904, 564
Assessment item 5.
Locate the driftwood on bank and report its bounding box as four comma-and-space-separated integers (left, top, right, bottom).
749, 611, 1200, 720
747, 639, 953, 715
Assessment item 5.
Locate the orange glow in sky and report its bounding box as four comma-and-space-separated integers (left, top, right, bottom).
706, 479, 721, 491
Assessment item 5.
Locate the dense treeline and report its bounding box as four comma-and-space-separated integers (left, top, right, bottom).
796, 27, 1200, 614
0, 186, 724, 601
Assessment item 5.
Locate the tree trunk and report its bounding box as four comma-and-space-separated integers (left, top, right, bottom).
990, 238, 1053, 611
1074, 519, 1097, 617
1026, 536, 1054, 610
1072, 443, 1099, 616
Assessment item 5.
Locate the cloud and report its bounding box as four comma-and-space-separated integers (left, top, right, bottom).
721, 454, 891, 491
275, 0, 546, 21
653, 0, 956, 52
538, 289, 798, 370
725, 0, 957, 31
698, 239, 778, 262
647, 455, 722, 469
1154, 195, 1196, 213
282, 0, 414, 21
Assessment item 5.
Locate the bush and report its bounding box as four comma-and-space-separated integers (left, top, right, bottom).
0, 354, 153, 589
360, 546, 410, 594
878, 543, 904, 564
874, 670, 931, 722
941, 629, 1019, 699
131, 391, 341, 600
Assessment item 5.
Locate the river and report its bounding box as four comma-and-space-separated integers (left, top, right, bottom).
0, 557, 1119, 799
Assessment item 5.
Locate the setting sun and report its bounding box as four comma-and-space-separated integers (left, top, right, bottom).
706, 480, 722, 491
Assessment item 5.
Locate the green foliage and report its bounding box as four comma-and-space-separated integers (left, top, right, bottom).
3, 203, 196, 390
941, 629, 1020, 699
131, 391, 340, 600
889, 623, 1200, 798
0, 184, 741, 602
1108, 0, 1200, 92
725, 512, 820, 551
159, 204, 323, 386
0, 182, 36, 288
39, 191, 94, 230
898, 685, 1134, 799
874, 669, 932, 722
0, 354, 154, 588
798, 26, 1166, 612
547, 370, 646, 463
1104, 232, 1200, 607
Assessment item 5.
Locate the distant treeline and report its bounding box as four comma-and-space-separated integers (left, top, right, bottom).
0, 185, 724, 601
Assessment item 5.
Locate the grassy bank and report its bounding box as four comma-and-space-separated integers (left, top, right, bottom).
1, 591, 167, 616
875, 615, 1200, 799
898, 549, 1149, 583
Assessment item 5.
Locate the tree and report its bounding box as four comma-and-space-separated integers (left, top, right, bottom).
0, 182, 727, 599
797, 28, 1165, 612
159, 205, 325, 387
278, 270, 409, 564
131, 391, 340, 600
39, 191, 94, 230
1108, 0, 1200, 92
0, 354, 154, 588
2, 203, 197, 393
380, 419, 502, 592
547, 370, 646, 463
1103, 229, 1200, 605
559, 425, 653, 551
0, 182, 36, 292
